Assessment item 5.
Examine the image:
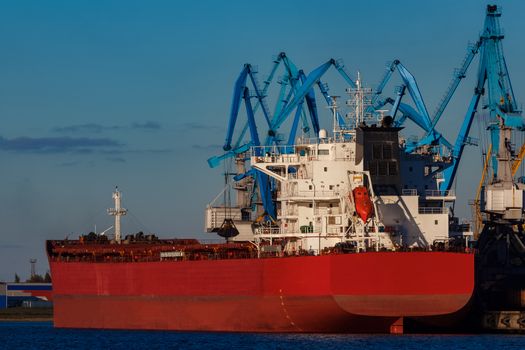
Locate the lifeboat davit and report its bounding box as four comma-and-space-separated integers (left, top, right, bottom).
352, 186, 374, 222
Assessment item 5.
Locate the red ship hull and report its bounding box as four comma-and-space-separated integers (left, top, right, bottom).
49, 252, 474, 333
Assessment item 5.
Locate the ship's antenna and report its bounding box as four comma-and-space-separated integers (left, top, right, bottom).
356, 72, 363, 128
107, 186, 127, 243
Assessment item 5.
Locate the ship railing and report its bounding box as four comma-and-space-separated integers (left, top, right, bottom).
295, 137, 334, 145
314, 208, 342, 215
401, 188, 418, 196
254, 227, 281, 236
295, 133, 355, 145
418, 207, 449, 214
287, 189, 338, 198
425, 189, 455, 198
198, 239, 226, 244
251, 154, 304, 164
251, 145, 296, 157
334, 156, 355, 161
277, 208, 298, 217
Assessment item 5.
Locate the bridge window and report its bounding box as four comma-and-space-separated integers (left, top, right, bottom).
383, 144, 393, 159
388, 161, 398, 175
373, 144, 382, 159
368, 161, 377, 175
378, 161, 388, 176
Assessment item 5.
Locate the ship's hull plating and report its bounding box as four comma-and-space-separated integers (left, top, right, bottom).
50, 252, 474, 333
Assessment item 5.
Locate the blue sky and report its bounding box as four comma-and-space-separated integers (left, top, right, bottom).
0, 0, 524, 281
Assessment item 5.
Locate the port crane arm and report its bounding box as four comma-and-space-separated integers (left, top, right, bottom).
207, 143, 251, 168
286, 71, 321, 145
317, 80, 347, 127
272, 76, 289, 120
367, 60, 433, 131
287, 97, 306, 145
301, 71, 321, 136
390, 85, 406, 121
437, 39, 488, 191
431, 41, 481, 128
210, 53, 299, 167
372, 60, 399, 105
243, 87, 261, 148
242, 86, 276, 218
278, 55, 312, 134
396, 63, 432, 130
370, 60, 457, 153
334, 59, 357, 89
439, 92, 483, 191
273, 59, 336, 130
247, 70, 273, 129
223, 66, 250, 151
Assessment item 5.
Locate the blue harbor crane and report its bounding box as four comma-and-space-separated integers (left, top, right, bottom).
438, 5, 523, 191
473, 6, 525, 324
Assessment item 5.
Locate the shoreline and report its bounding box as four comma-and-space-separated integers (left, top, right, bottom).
0, 307, 53, 322
0, 318, 52, 322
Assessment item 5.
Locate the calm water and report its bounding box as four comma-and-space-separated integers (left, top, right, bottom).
1, 322, 525, 350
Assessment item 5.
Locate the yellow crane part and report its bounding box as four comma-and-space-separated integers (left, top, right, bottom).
512, 143, 525, 176
473, 144, 492, 238
476, 144, 492, 202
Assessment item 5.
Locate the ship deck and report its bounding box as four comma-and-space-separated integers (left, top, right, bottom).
46, 238, 472, 264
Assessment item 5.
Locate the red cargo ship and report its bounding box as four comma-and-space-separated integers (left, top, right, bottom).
47, 239, 473, 333
48, 77, 475, 333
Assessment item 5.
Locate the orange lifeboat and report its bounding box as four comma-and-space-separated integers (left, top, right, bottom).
352, 186, 374, 222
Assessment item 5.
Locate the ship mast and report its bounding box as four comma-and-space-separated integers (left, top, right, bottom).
107, 187, 127, 243
329, 95, 340, 140
346, 72, 372, 129
355, 72, 363, 128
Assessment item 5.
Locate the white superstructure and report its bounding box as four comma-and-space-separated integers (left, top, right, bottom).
206, 78, 464, 254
